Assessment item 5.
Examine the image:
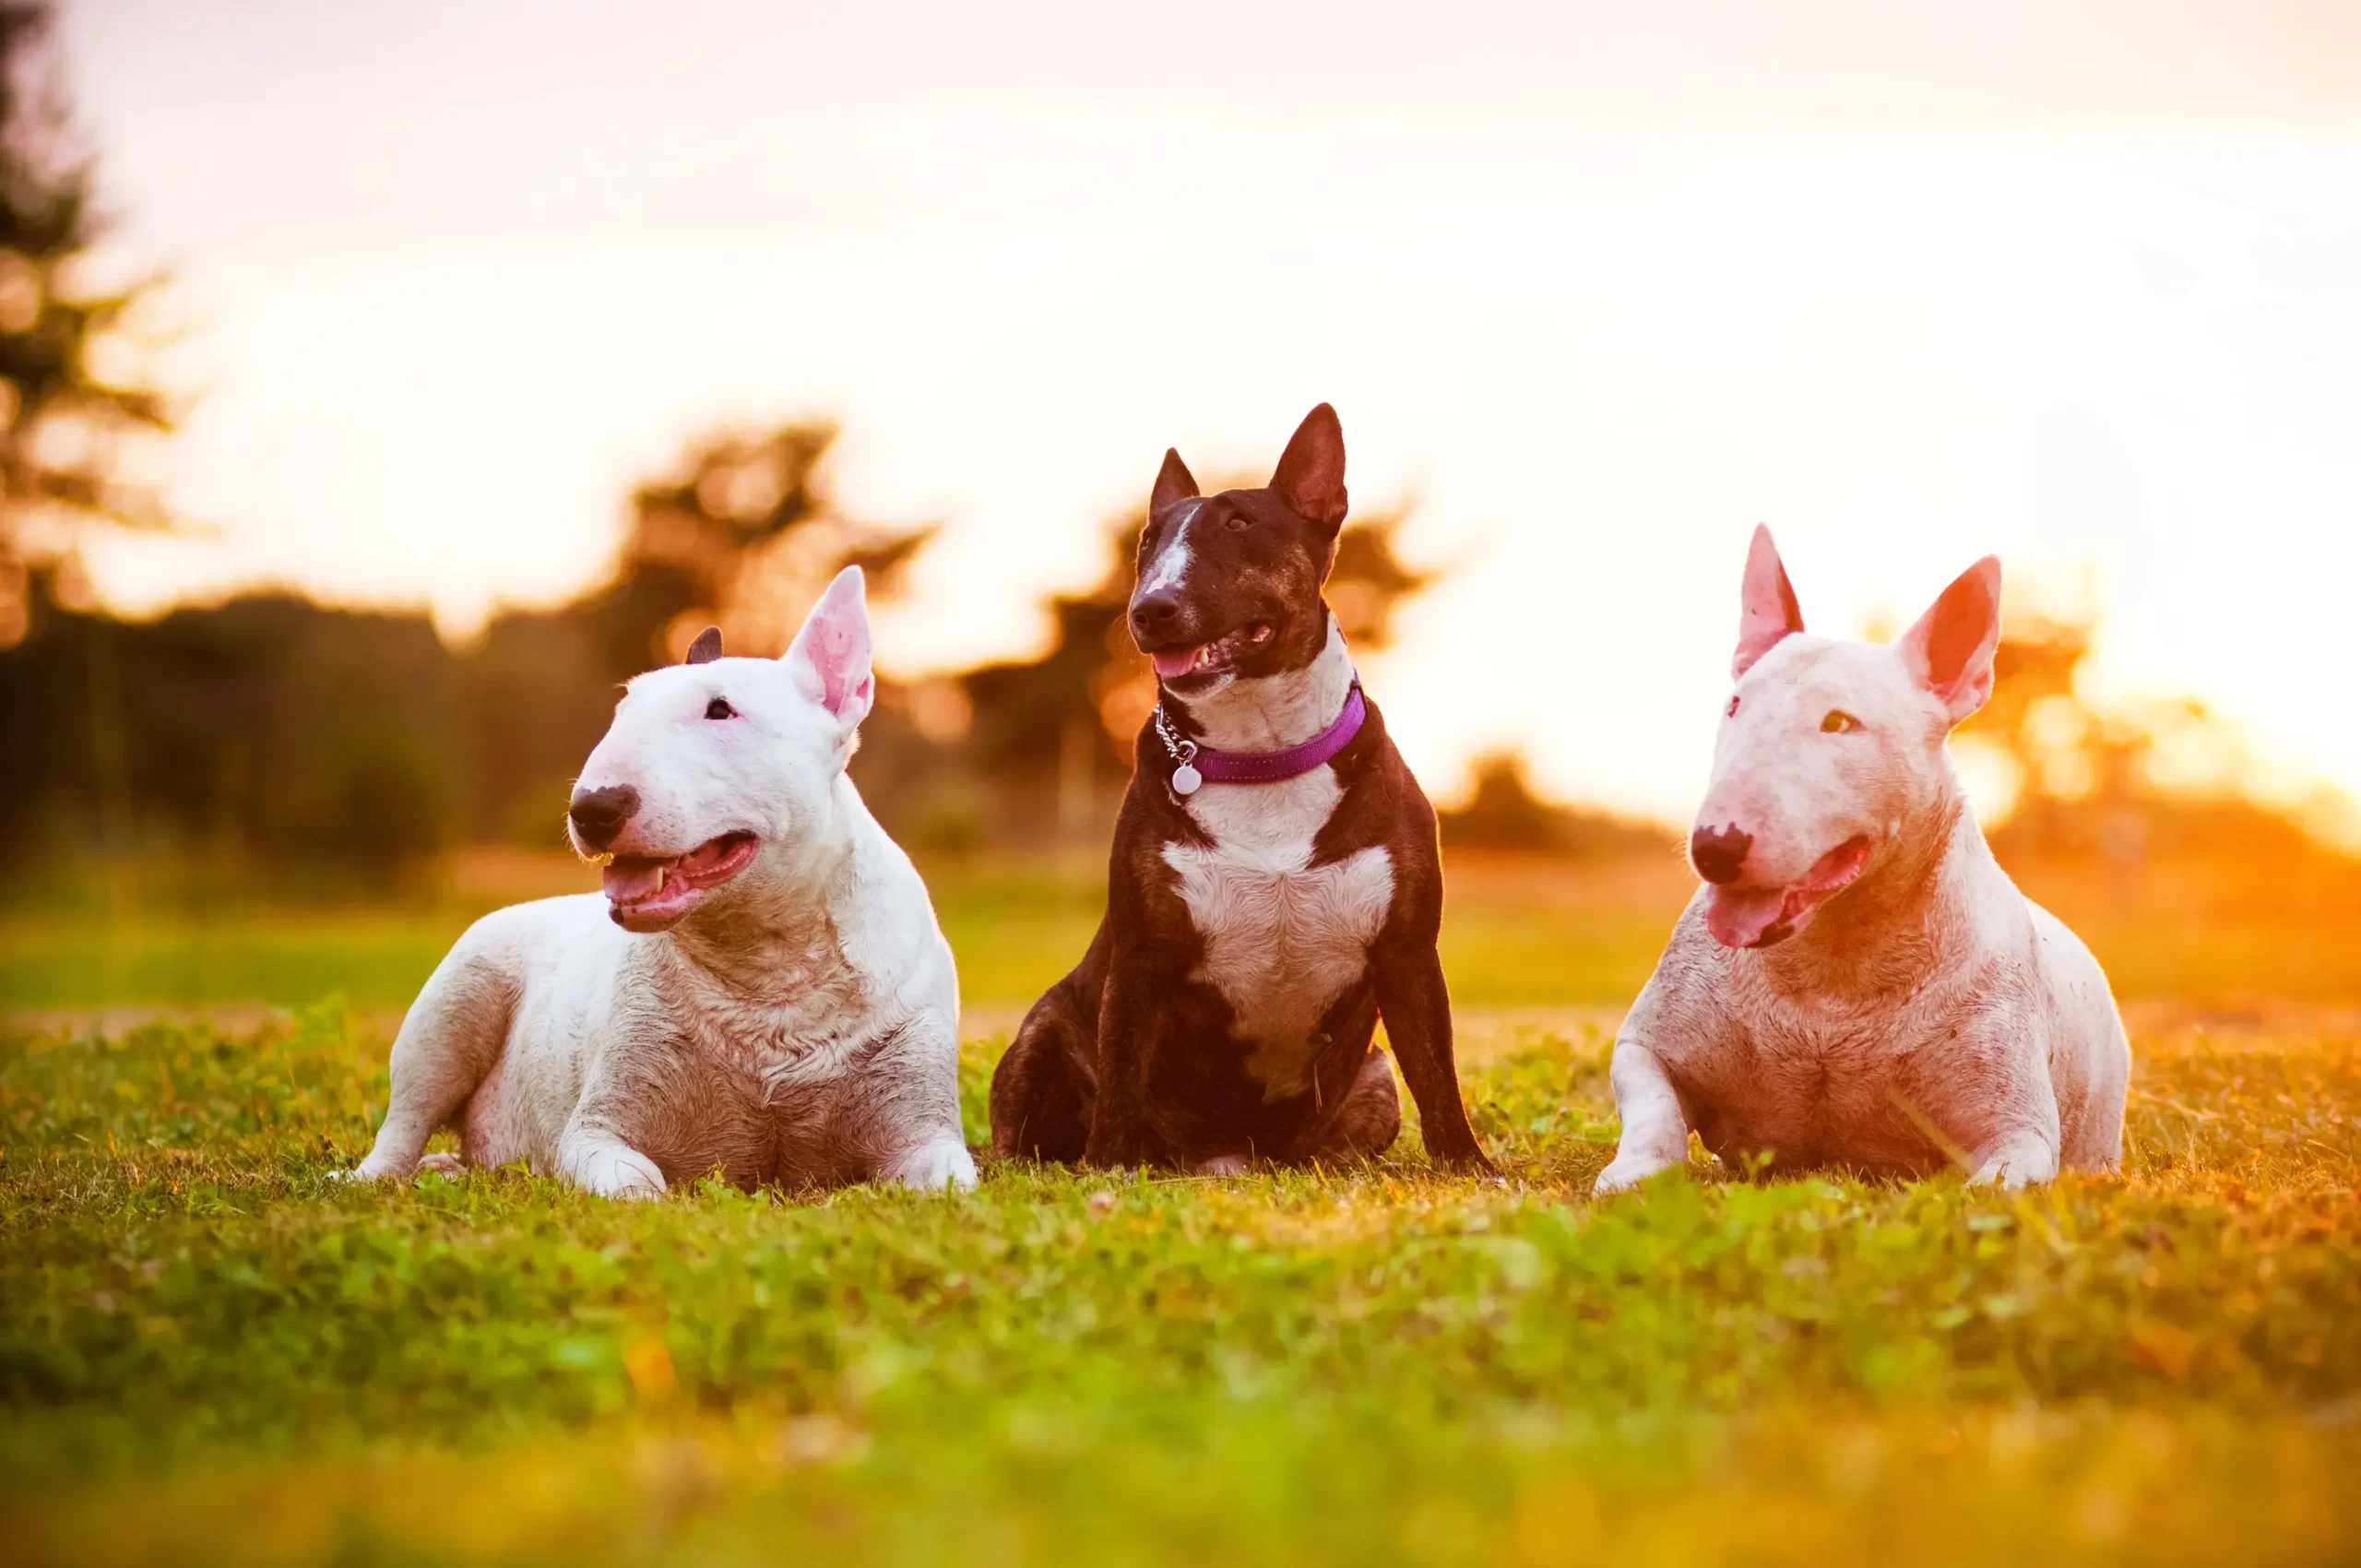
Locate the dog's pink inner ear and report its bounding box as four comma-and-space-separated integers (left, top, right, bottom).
1271, 403, 1348, 529
1902, 556, 2003, 719
1923, 576, 1992, 686
803, 622, 871, 715
787, 567, 875, 724
1732, 525, 1805, 678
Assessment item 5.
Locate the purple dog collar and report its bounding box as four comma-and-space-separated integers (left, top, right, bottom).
1153, 683, 1367, 796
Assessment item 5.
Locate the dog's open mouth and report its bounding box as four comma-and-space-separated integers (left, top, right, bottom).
1703, 835, 1874, 949
601, 832, 758, 932
1145, 624, 1275, 686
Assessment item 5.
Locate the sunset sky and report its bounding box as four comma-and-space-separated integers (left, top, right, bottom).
57, 0, 2361, 830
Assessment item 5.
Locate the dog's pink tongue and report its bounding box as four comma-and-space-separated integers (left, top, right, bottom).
1703, 885, 1787, 948
1149, 645, 1202, 678
603, 856, 670, 903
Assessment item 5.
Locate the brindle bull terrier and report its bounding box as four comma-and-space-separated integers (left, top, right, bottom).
989, 405, 1497, 1175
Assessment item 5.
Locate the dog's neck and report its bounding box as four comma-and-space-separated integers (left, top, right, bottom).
1169, 616, 1355, 753
1754, 763, 1983, 1001
663, 778, 872, 1009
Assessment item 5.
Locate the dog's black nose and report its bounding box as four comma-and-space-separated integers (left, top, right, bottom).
1690, 824, 1752, 885
568, 785, 640, 852
1130, 589, 1185, 646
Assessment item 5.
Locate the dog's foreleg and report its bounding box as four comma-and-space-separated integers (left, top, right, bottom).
1927, 1027, 2064, 1189
1594, 1036, 1691, 1195
1375, 944, 1497, 1175
844, 1020, 979, 1192
1081, 960, 1164, 1169
1965, 1127, 2059, 1190
341, 946, 514, 1182
884, 1136, 979, 1192
556, 1119, 668, 1200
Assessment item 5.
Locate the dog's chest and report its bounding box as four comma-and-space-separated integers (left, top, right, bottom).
1678, 996, 1969, 1173
1160, 766, 1394, 1099
600, 989, 874, 1185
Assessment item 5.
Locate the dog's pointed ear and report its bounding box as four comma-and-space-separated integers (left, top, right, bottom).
683, 625, 722, 665
1733, 525, 1805, 679
1151, 448, 1198, 516
1270, 403, 1347, 531
1899, 556, 2003, 724
784, 565, 875, 736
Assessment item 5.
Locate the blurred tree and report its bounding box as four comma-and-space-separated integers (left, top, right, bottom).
279, 723, 455, 888
462, 420, 934, 844
0, 594, 462, 887
1963, 611, 2331, 861
575, 421, 932, 676
1436, 752, 1674, 859
0, 3, 172, 647
0, 421, 939, 877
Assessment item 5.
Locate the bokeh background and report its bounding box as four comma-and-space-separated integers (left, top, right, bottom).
3, 0, 2359, 1013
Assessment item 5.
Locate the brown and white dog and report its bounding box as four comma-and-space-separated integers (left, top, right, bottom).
988, 405, 1497, 1175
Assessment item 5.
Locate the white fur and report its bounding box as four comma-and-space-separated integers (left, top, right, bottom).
1187, 618, 1358, 749
1161, 623, 1391, 1099
340, 570, 975, 1197
1596, 540, 2130, 1194
1139, 498, 1200, 597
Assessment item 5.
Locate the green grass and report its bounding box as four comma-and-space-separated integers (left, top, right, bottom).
0, 855, 1686, 1014
0, 873, 1087, 1016
3, 996, 2357, 1566
10, 849, 2357, 1016
5, 851, 2359, 1563
0, 909, 479, 1016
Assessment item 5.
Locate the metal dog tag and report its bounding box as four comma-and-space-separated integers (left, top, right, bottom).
1171, 763, 1204, 796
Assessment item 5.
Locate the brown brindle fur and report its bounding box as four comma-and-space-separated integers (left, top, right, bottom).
986, 405, 1495, 1174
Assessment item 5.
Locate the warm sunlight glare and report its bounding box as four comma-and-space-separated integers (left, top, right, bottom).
62, 1, 2361, 831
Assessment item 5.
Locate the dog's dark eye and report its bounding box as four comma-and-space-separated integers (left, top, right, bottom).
1821, 709, 1861, 733
1726, 695, 1740, 718
1225, 511, 1249, 531
705, 697, 736, 720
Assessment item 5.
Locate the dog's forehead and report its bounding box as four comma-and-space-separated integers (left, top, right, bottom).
1149, 495, 1204, 530
1216, 484, 1316, 532
621, 656, 796, 710
1150, 486, 1311, 536
1740, 638, 1916, 714
1137, 492, 1323, 614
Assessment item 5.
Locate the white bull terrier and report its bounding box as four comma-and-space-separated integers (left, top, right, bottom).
1594, 528, 2130, 1194
340, 567, 977, 1198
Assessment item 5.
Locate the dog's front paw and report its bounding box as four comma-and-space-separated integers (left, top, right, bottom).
573, 1144, 668, 1200
1966, 1133, 2058, 1191
1592, 1151, 1679, 1196
329, 1156, 409, 1183
1431, 1145, 1503, 1181
890, 1138, 979, 1192
1081, 1129, 1146, 1171
1966, 1154, 2053, 1191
